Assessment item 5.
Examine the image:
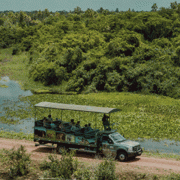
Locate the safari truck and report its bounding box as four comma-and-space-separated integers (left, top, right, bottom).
34, 102, 143, 162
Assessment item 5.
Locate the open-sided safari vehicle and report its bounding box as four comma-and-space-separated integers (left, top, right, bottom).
34, 102, 142, 162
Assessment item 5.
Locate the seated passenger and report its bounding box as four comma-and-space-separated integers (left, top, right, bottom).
82, 124, 88, 133
87, 123, 93, 131
75, 121, 81, 129
71, 125, 78, 131
59, 123, 65, 131
47, 115, 53, 122
50, 122, 56, 129
43, 117, 47, 127
69, 119, 75, 126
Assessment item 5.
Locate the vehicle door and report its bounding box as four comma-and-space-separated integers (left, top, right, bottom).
101, 135, 116, 157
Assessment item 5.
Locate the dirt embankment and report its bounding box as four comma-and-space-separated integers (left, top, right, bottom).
0, 138, 180, 176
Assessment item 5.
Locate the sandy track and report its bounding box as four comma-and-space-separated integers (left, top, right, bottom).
0, 138, 180, 175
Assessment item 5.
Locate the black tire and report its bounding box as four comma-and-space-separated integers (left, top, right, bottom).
57, 145, 66, 154
117, 151, 127, 162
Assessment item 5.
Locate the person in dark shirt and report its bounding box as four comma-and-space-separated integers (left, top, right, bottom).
81, 124, 88, 133
102, 114, 110, 130
69, 119, 75, 126
43, 117, 47, 127
76, 121, 81, 129
47, 115, 53, 122
87, 123, 93, 131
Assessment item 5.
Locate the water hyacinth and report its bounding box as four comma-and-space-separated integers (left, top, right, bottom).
1, 92, 177, 141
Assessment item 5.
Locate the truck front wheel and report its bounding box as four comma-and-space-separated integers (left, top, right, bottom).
117, 151, 127, 162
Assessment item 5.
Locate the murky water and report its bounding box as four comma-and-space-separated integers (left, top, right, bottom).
0, 77, 180, 155
0, 76, 33, 133
138, 138, 180, 155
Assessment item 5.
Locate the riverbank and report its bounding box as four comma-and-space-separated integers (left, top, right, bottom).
0, 48, 68, 94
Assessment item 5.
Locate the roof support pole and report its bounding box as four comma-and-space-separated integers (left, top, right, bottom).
95, 113, 97, 129
109, 113, 110, 125
34, 107, 36, 121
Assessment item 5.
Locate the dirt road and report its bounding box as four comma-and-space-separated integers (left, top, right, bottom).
0, 138, 180, 176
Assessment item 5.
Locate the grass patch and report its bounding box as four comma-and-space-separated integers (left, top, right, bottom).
0, 116, 20, 124
1, 98, 34, 124
1, 91, 180, 141
16, 92, 180, 141
143, 150, 180, 161
0, 48, 64, 92
0, 83, 8, 88
0, 130, 33, 140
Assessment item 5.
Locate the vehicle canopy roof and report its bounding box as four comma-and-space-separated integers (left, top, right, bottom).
97, 129, 117, 135
35, 102, 121, 114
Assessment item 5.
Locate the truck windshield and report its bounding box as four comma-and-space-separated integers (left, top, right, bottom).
110, 132, 126, 143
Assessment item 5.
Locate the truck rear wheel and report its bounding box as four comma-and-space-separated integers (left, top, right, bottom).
57, 145, 66, 154
117, 151, 127, 162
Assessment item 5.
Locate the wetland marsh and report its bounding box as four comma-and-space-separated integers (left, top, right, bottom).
0, 77, 180, 155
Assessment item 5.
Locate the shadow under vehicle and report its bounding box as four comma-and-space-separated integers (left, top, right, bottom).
34, 102, 143, 162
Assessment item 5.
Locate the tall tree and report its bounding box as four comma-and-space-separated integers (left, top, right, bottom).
170, 1, 178, 9
115, 8, 119, 13
151, 3, 158, 12
74, 6, 82, 14
19, 11, 26, 27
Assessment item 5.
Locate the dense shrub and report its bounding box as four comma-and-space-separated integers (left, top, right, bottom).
152, 38, 172, 48
73, 165, 94, 180
12, 45, 21, 55
132, 45, 162, 63
4, 145, 31, 178
125, 61, 180, 98
105, 71, 124, 91
40, 150, 78, 179
95, 158, 118, 180
29, 59, 59, 85
107, 37, 136, 57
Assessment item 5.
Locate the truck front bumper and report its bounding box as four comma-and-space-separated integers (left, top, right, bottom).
128, 148, 143, 158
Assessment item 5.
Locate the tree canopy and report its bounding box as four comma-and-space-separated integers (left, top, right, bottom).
1, 2, 180, 98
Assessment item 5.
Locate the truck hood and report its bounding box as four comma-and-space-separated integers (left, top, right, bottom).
116, 140, 140, 147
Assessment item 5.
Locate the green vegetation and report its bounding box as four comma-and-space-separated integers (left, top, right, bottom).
0, 83, 8, 88
12, 92, 179, 141
95, 157, 118, 180
40, 150, 78, 179
1, 3, 180, 179
3, 145, 31, 178
0, 146, 180, 180
1, 3, 180, 98
1, 92, 180, 141
0, 130, 33, 140
143, 150, 180, 161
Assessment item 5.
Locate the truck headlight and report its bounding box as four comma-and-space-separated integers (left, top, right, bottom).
128, 147, 133, 152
